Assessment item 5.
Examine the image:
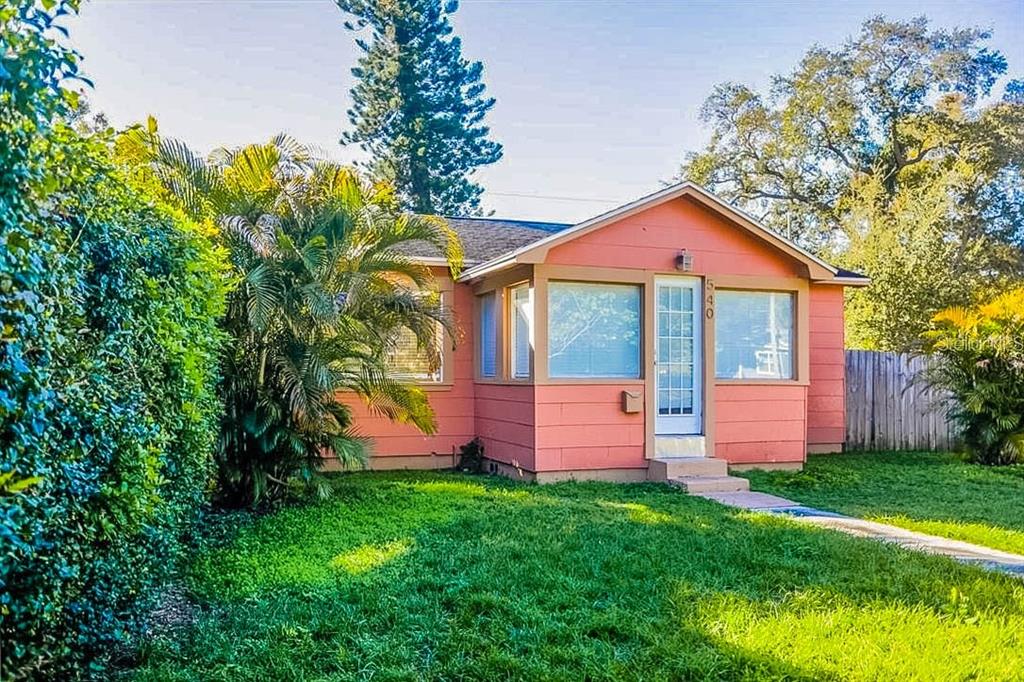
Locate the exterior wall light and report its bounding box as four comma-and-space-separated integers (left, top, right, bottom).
675, 249, 694, 272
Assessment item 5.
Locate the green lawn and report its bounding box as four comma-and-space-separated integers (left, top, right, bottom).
740, 451, 1024, 556
130, 472, 1024, 681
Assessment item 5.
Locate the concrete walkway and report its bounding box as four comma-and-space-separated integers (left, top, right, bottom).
698, 490, 1024, 577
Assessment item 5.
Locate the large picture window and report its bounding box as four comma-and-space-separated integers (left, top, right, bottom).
548, 282, 641, 378
715, 290, 794, 380
509, 284, 532, 379
479, 293, 497, 378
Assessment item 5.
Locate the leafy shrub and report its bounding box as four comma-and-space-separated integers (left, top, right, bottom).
924, 288, 1024, 465
0, 3, 230, 676
456, 438, 486, 474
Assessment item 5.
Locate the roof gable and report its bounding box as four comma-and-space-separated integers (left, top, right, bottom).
457, 182, 867, 285
544, 193, 810, 278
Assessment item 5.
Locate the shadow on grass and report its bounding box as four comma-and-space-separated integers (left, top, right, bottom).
131, 471, 1024, 681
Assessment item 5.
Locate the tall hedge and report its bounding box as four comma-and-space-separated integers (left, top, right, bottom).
0, 2, 230, 677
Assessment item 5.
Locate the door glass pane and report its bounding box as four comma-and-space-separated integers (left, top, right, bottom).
656, 282, 700, 427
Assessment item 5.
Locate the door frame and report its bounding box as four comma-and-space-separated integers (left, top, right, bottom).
653, 276, 703, 436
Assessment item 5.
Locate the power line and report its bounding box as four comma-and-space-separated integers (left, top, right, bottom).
486, 191, 621, 204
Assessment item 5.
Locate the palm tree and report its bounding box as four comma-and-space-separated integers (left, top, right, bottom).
118, 120, 463, 505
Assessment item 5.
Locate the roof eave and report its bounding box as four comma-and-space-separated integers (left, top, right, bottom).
816, 275, 871, 287
457, 254, 519, 282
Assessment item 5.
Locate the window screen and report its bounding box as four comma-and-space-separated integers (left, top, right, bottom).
387, 326, 442, 382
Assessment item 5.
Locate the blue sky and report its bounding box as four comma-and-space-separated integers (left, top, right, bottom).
71, 0, 1023, 222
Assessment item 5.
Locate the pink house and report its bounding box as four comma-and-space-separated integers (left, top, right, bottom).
340, 182, 868, 488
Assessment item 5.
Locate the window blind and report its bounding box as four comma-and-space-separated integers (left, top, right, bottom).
479, 293, 497, 377
714, 290, 794, 379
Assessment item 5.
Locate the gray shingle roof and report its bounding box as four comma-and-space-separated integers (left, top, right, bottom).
836, 267, 869, 280
398, 217, 571, 264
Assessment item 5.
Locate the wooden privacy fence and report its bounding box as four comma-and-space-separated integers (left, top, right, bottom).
845, 350, 960, 451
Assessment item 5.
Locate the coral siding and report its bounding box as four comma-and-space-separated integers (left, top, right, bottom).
806, 285, 846, 450
546, 197, 804, 278
716, 440, 807, 462
337, 276, 476, 462
534, 385, 645, 471
713, 384, 808, 464
474, 383, 536, 470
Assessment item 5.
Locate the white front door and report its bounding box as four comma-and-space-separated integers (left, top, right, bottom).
654, 277, 702, 435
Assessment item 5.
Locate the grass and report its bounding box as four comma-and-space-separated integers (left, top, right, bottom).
740, 451, 1024, 556
129, 472, 1024, 681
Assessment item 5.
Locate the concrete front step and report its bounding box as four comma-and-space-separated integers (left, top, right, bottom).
648, 456, 728, 480
654, 435, 706, 457
669, 475, 750, 494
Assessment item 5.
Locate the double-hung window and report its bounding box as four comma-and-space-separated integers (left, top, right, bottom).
387, 292, 444, 383
478, 293, 497, 378
714, 290, 794, 380
509, 284, 532, 379
547, 281, 641, 378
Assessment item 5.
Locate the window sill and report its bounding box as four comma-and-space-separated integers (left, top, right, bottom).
416, 382, 455, 392
715, 378, 809, 387
539, 377, 645, 385
336, 381, 454, 394
475, 377, 533, 386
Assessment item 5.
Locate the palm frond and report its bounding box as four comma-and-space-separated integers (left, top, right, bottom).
356, 364, 437, 433
223, 214, 278, 257
244, 262, 284, 330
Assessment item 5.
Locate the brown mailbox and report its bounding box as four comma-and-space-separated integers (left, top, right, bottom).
621, 390, 642, 414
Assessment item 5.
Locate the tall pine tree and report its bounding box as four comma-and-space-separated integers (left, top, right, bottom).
337, 0, 503, 215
